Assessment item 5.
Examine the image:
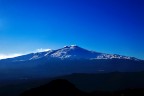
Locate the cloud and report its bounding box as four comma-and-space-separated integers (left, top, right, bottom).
0, 53, 23, 59
0, 48, 51, 59
36, 48, 51, 52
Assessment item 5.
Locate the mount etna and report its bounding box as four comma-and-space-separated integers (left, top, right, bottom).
0, 45, 143, 80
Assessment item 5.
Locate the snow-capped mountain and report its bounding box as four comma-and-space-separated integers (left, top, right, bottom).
0, 45, 143, 79
4, 45, 139, 61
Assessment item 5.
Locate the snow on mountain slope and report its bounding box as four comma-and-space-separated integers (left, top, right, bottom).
29, 50, 53, 60
48, 45, 139, 60
50, 45, 102, 59
0, 45, 140, 61
95, 53, 138, 60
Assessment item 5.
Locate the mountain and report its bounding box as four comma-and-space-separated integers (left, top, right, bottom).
1, 45, 140, 61
0, 45, 143, 79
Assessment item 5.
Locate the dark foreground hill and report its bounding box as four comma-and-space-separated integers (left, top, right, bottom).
20, 79, 88, 96
20, 79, 144, 96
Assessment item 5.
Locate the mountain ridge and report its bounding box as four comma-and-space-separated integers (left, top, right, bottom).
0, 45, 141, 62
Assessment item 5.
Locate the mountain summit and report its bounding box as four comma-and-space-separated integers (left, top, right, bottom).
50, 45, 101, 59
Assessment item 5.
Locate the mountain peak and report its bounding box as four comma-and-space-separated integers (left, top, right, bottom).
64, 45, 79, 48
70, 45, 78, 47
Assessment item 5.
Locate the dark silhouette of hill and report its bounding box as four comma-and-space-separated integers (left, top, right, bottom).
20, 79, 88, 96
20, 79, 144, 96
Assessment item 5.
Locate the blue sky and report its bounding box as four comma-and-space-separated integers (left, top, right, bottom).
0, 0, 144, 59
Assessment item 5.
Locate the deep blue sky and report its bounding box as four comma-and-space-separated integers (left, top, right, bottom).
0, 0, 144, 59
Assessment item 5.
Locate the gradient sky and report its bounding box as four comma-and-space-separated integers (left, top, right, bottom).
0, 0, 144, 59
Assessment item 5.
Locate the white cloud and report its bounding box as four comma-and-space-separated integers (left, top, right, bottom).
36, 48, 51, 52
0, 48, 51, 59
0, 53, 23, 59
